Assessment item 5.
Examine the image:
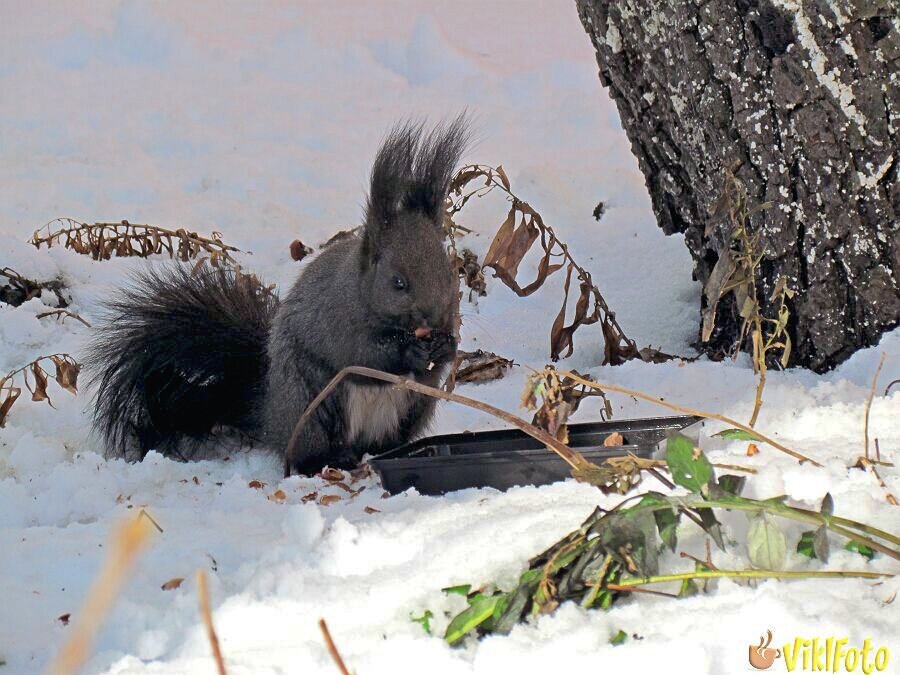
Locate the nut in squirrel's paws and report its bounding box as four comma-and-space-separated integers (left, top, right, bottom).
426, 361, 435, 371
414, 326, 432, 340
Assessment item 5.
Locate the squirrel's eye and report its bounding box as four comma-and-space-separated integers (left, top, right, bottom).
392, 275, 408, 291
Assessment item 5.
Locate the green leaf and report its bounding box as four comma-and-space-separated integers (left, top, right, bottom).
712, 428, 761, 441
747, 514, 787, 570
844, 541, 875, 560
653, 504, 679, 551
813, 526, 829, 562
696, 507, 726, 550
797, 530, 816, 558
665, 434, 714, 494
493, 574, 540, 634
716, 474, 746, 496
444, 594, 501, 645
610, 629, 628, 646
441, 584, 471, 597
679, 577, 701, 597
410, 609, 433, 635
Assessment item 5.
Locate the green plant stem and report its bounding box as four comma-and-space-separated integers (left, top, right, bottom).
617, 568, 891, 588
672, 497, 900, 561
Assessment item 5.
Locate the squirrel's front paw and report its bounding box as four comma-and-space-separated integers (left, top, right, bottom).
427, 331, 457, 367
402, 339, 432, 374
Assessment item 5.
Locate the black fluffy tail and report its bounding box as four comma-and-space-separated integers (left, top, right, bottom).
87, 265, 278, 460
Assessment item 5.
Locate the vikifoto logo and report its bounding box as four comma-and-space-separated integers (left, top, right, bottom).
749, 629, 890, 672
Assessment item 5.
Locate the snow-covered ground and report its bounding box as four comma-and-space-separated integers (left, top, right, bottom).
1, 2, 897, 674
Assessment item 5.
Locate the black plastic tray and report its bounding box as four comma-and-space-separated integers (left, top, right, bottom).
370, 414, 701, 495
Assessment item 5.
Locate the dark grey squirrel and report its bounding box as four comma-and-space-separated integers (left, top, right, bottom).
87, 117, 469, 475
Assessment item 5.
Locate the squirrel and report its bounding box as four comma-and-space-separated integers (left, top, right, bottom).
87, 118, 469, 475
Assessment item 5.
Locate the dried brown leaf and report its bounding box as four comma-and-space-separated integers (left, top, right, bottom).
51, 356, 80, 394
319, 494, 342, 506
30, 362, 50, 403
701, 250, 737, 343
320, 467, 345, 482
0, 386, 21, 427
454, 350, 515, 384
161, 577, 185, 591
603, 432, 624, 447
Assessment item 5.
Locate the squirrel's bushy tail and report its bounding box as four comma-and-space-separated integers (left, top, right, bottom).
87, 265, 278, 460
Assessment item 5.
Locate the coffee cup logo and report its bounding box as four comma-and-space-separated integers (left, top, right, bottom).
749, 629, 782, 670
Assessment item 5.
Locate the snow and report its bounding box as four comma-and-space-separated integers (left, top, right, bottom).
1, 2, 898, 674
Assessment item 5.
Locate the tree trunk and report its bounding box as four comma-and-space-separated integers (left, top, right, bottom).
576, 0, 899, 372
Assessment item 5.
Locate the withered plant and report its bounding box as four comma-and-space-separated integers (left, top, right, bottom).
32, 218, 241, 266
702, 169, 793, 427
0, 353, 81, 427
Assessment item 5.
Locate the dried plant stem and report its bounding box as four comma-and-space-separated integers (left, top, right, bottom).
196, 570, 227, 675
616, 568, 891, 588
318, 619, 352, 675
1, 353, 75, 387
884, 379, 900, 397
44, 518, 154, 675
864, 352, 886, 461
449, 165, 643, 363
749, 334, 766, 428
284, 366, 587, 477
33, 218, 240, 257
556, 370, 821, 467
35, 310, 92, 328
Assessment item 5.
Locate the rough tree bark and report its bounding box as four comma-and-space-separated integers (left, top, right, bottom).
576, 0, 899, 372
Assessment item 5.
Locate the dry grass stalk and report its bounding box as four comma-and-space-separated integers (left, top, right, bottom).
197, 570, 228, 675
284, 365, 591, 478
44, 517, 155, 675
553, 369, 821, 467
863, 352, 886, 461
318, 619, 352, 675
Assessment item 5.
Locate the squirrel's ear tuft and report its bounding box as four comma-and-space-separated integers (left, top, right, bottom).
364, 115, 471, 254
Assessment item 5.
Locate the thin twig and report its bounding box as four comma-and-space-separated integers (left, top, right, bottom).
604, 583, 679, 598
197, 570, 227, 675
864, 352, 886, 461
35, 309, 92, 328
318, 619, 352, 675
884, 379, 900, 397
556, 370, 822, 467
679, 550, 719, 571
284, 366, 589, 477
44, 518, 154, 675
